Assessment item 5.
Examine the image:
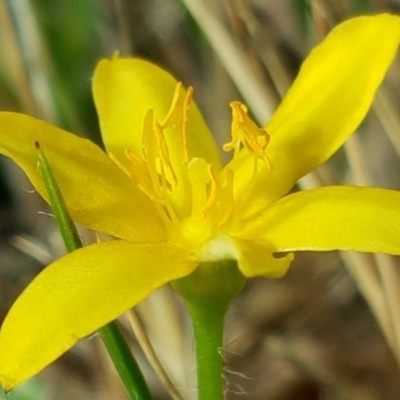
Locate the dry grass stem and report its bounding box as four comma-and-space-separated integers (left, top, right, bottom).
127, 309, 185, 400
344, 128, 400, 364
374, 88, 400, 158
7, 0, 58, 122
180, 0, 274, 122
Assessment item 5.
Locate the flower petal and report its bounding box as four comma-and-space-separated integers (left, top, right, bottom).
242, 186, 400, 255
93, 57, 221, 170
231, 236, 294, 278
229, 14, 400, 218
0, 112, 167, 242
0, 240, 197, 390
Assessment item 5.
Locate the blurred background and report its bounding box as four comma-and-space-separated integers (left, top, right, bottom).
1, 0, 400, 399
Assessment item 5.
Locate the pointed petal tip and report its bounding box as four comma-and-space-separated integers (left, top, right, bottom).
229, 13, 400, 220
0, 375, 21, 394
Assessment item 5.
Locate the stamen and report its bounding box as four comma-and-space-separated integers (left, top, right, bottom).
224, 101, 272, 169
125, 149, 161, 202
118, 83, 202, 239
198, 164, 218, 222
141, 110, 163, 199
153, 120, 177, 187
157, 158, 180, 227
161, 83, 193, 165
125, 149, 147, 170
181, 87, 193, 164
161, 82, 182, 127
108, 152, 133, 179
143, 108, 184, 229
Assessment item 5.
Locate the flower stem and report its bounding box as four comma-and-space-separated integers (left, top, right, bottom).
36, 143, 153, 400
186, 300, 228, 400
173, 260, 246, 400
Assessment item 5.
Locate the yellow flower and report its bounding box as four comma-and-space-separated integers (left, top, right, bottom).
1, 14, 400, 390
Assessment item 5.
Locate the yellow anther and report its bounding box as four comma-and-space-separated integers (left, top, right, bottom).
224, 101, 272, 169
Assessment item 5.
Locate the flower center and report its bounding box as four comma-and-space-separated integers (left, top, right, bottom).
111, 85, 272, 258
111, 83, 234, 251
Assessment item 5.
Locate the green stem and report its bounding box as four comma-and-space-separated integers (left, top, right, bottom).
36, 143, 153, 400
173, 261, 246, 400
186, 301, 227, 400
100, 323, 152, 400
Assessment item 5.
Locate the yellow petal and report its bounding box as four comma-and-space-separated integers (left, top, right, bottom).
93, 57, 221, 170
231, 236, 294, 278
242, 186, 400, 255
0, 112, 166, 242
229, 14, 400, 219
0, 240, 197, 390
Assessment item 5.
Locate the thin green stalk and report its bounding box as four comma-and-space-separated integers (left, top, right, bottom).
173, 261, 246, 400
36, 142, 153, 400
186, 301, 227, 400
100, 323, 152, 400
